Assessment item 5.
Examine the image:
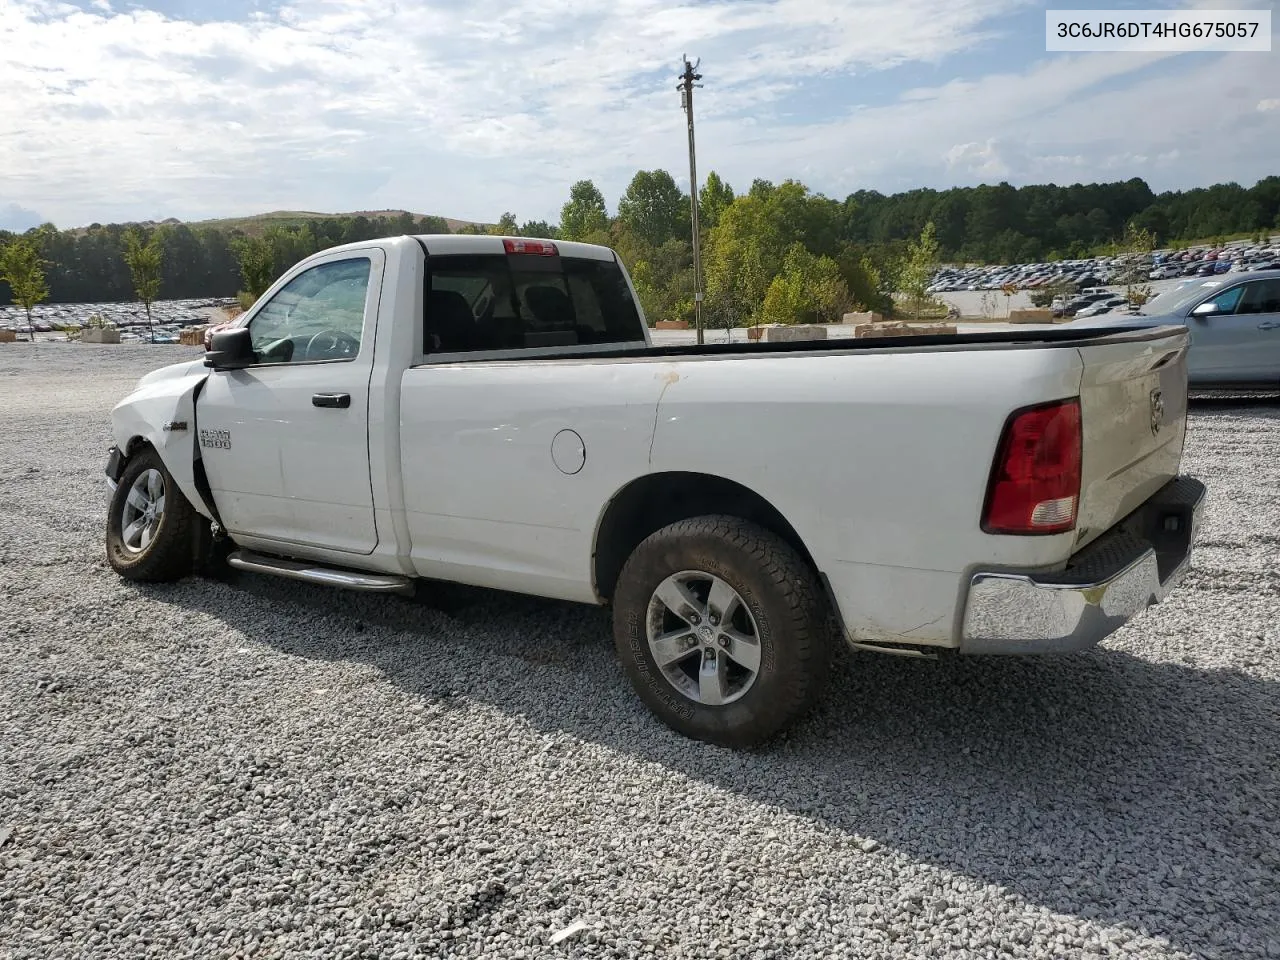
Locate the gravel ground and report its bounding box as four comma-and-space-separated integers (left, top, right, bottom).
2, 343, 1278, 960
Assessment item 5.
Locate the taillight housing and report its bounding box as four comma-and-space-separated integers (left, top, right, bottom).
503, 238, 558, 256
981, 398, 1082, 535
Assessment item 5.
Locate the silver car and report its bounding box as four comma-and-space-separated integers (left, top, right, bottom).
1067, 270, 1280, 391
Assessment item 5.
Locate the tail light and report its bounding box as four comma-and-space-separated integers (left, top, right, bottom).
981, 398, 1082, 535
503, 239, 558, 256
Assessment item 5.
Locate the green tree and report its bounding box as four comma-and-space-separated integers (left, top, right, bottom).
1115, 220, 1156, 308
835, 244, 889, 314
760, 271, 808, 326
624, 238, 694, 324
617, 169, 689, 249
415, 215, 451, 234
123, 228, 165, 341
519, 220, 559, 239
809, 261, 853, 322
0, 238, 50, 339
559, 180, 610, 241
704, 183, 830, 326
488, 212, 519, 236
898, 221, 939, 319
758, 244, 852, 325
699, 171, 735, 232
704, 200, 775, 328
232, 234, 277, 306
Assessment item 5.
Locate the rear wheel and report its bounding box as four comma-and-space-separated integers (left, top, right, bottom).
611, 515, 832, 748
106, 447, 200, 582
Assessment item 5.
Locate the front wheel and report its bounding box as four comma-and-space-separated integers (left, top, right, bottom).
105, 447, 199, 582
611, 515, 832, 748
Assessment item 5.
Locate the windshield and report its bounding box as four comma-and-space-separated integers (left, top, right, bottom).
1139, 278, 1228, 316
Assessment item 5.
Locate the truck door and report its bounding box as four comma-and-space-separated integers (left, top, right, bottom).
195, 249, 383, 555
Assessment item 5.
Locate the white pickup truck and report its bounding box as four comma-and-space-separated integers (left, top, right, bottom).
104, 234, 1206, 746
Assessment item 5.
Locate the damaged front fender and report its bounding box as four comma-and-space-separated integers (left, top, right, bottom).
109, 359, 216, 521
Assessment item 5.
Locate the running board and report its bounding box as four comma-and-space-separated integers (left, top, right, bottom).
226, 550, 415, 596
848, 640, 939, 659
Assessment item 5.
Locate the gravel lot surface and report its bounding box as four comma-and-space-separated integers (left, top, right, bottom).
2, 343, 1278, 960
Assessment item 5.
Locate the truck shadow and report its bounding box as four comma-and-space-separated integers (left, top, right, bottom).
153, 569, 1280, 958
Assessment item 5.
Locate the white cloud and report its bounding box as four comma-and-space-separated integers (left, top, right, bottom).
706, 48, 1275, 198
1259, 99, 1280, 112
944, 140, 1012, 178
0, 202, 45, 232
0, 0, 1275, 229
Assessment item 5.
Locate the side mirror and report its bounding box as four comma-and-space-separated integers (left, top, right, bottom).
1190, 302, 1219, 318
204, 326, 255, 370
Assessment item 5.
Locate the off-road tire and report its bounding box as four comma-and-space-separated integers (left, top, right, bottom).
105, 446, 200, 583
611, 515, 832, 748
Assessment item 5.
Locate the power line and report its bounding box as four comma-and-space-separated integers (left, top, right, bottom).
678, 55, 705, 345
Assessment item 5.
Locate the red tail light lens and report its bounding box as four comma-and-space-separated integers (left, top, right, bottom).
503, 239, 558, 256
981, 398, 1082, 535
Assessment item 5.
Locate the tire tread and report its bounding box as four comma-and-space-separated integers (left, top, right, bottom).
105, 447, 200, 583
612, 514, 832, 747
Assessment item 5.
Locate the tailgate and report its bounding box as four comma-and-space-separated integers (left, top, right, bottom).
1073, 326, 1190, 551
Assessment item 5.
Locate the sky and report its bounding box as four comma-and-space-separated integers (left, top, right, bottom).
0, 0, 1276, 231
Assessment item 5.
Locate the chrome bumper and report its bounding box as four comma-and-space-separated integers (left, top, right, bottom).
960, 476, 1206, 654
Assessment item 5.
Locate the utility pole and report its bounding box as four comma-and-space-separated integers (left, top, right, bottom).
679, 55, 705, 345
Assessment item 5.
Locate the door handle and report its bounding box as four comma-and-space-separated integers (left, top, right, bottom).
1258, 321, 1280, 330
312, 393, 351, 408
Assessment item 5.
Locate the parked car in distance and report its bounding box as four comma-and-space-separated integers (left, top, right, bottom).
1067, 269, 1280, 391
1074, 297, 1131, 319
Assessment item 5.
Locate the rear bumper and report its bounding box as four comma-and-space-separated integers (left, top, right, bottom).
960, 475, 1206, 654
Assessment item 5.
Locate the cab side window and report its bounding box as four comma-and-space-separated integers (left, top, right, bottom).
1236, 278, 1280, 315
249, 258, 372, 364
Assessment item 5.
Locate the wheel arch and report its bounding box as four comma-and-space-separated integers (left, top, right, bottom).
591, 471, 818, 602
121, 434, 154, 458
114, 427, 216, 524
111, 373, 218, 523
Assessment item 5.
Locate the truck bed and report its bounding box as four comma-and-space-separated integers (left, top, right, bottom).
424, 323, 1186, 364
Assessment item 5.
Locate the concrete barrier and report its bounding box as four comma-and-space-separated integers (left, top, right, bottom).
763, 324, 828, 342
82, 328, 121, 344
1007, 308, 1055, 324
841, 311, 885, 325
0, 330, 16, 343
853, 322, 957, 338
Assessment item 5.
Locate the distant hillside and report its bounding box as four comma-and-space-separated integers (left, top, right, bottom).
69, 209, 489, 236
186, 209, 487, 234
26, 208, 498, 305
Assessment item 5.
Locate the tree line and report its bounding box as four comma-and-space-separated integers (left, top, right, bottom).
3, 174, 1278, 330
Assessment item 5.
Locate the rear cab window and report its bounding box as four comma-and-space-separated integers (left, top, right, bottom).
419, 249, 646, 360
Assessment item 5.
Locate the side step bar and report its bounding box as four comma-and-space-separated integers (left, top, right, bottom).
848, 640, 939, 660
227, 550, 415, 596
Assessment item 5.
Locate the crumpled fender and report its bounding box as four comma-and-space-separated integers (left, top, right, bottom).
109, 358, 216, 521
